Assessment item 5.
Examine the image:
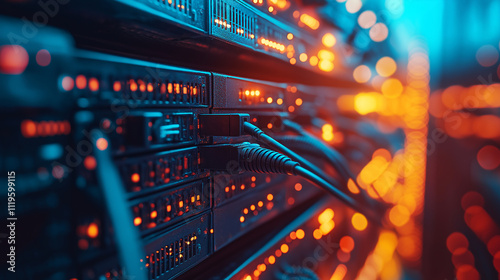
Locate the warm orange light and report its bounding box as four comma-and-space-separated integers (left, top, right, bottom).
376, 57, 397, 77
179, 201, 184, 208
318, 208, 334, 224
299, 14, 320, 30
76, 75, 87, 89
267, 123, 273, 129
347, 179, 360, 194
389, 205, 410, 227
309, 56, 319, 66
84, 156, 97, 170
113, 81, 122, 92
287, 33, 294, 40
88, 78, 99, 92
318, 50, 335, 61
354, 93, 377, 115
131, 173, 140, 183
322, 132, 334, 141
290, 58, 296, 65
277, 98, 283, 105
313, 229, 323, 240
373, 148, 392, 161
258, 201, 264, 207
294, 183, 302, 191
240, 216, 245, 223
267, 97, 273, 103
267, 194, 273, 201
130, 80, 138, 91
268, 255, 276, 264
96, 138, 108, 151
87, 223, 99, 238
295, 98, 303, 106
319, 60, 334, 72
330, 264, 347, 280
473, 115, 500, 139
322, 123, 333, 133
296, 229, 305, 239
340, 236, 354, 252
148, 209, 157, 219
320, 220, 335, 235
299, 53, 308, 62
322, 33, 337, 48
0, 45, 29, 74
134, 217, 142, 226
280, 244, 289, 253
275, 249, 282, 257
260, 37, 285, 52
381, 78, 403, 98
351, 213, 367, 231
21, 120, 37, 138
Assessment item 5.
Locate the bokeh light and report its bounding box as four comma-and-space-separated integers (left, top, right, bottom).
376, 57, 397, 77
370, 23, 389, 42
476, 45, 499, 67
353, 65, 372, 83
358, 11, 377, 29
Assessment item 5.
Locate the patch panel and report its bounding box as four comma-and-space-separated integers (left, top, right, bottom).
131, 179, 211, 235
142, 212, 212, 280
213, 173, 283, 207
71, 51, 211, 108
210, 0, 321, 66
212, 73, 288, 109
213, 176, 320, 250
209, 111, 288, 145
117, 146, 208, 196
211, 0, 256, 47
115, 0, 208, 32
226, 198, 379, 280
75, 109, 209, 156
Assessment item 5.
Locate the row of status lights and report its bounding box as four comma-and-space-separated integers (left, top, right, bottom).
259, 38, 285, 52
214, 19, 255, 39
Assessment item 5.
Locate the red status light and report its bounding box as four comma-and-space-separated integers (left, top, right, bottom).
0, 45, 29, 75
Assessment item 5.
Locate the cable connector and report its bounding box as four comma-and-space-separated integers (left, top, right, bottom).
199, 142, 298, 175
198, 113, 250, 136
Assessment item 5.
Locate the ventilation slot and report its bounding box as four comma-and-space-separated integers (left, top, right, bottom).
146, 233, 198, 279
213, 0, 255, 40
